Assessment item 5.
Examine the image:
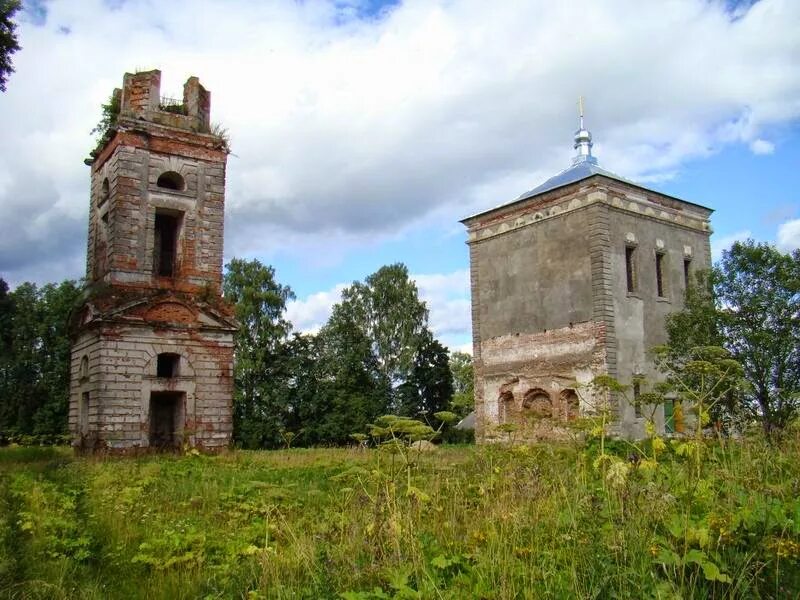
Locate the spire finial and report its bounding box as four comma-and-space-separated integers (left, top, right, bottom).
572, 96, 597, 165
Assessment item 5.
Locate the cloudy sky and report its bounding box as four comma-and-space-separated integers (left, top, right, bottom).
1, 0, 799, 352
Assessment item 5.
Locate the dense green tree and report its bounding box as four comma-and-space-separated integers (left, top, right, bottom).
220, 260, 455, 447
396, 334, 453, 421
31, 281, 82, 434
449, 350, 474, 417
303, 313, 390, 444
0, 279, 12, 386
223, 258, 294, 448
666, 240, 800, 435
279, 333, 321, 437
3, 283, 43, 434
298, 263, 458, 442
0, 0, 21, 92
338, 263, 429, 384
0, 279, 81, 437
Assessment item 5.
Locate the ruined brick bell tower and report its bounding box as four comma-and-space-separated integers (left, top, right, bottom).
70, 70, 236, 452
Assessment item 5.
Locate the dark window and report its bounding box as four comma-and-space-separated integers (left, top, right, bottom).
633, 381, 641, 417
80, 392, 90, 436
625, 246, 637, 293
655, 252, 666, 297
156, 353, 180, 378
156, 171, 185, 191
683, 258, 691, 289
94, 213, 110, 280
99, 178, 109, 206
154, 212, 180, 276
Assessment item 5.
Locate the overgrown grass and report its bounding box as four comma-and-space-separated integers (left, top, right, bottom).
1, 434, 799, 598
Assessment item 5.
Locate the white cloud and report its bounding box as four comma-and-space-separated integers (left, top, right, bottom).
750, 139, 775, 155
284, 268, 472, 345
777, 219, 800, 251
285, 283, 347, 334
413, 269, 471, 339
451, 342, 473, 355
2, 0, 799, 283
712, 230, 752, 261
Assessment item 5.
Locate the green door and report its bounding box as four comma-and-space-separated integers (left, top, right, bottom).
664, 400, 674, 434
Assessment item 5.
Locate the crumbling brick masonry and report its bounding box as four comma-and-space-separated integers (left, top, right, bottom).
69, 70, 236, 452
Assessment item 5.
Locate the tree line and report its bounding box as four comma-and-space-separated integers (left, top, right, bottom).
223, 260, 471, 448
0, 279, 82, 440
2, 239, 798, 444
0, 262, 473, 447
664, 240, 800, 437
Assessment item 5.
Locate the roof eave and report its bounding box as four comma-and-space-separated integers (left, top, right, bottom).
460, 173, 713, 225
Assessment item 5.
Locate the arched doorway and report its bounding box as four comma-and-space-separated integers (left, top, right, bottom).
561, 389, 580, 421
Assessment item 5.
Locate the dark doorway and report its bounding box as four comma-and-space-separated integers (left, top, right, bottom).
149, 391, 184, 449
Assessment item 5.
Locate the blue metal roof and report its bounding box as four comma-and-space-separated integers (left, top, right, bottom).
515, 160, 636, 202
461, 116, 712, 224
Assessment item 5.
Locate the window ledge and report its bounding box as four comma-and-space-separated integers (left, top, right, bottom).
656, 297, 671, 304
626, 292, 642, 299
150, 186, 194, 198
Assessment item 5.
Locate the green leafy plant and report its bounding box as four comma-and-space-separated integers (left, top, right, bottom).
89, 90, 121, 158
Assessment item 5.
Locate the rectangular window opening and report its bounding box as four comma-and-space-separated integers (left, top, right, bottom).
633, 381, 642, 418
153, 212, 181, 277
80, 391, 90, 436
683, 258, 691, 289
656, 252, 666, 297
157, 353, 180, 378
625, 246, 637, 293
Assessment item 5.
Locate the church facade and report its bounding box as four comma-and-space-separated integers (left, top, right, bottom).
69, 70, 236, 452
462, 118, 713, 441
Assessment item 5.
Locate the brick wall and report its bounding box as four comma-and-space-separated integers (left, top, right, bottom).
70, 324, 233, 451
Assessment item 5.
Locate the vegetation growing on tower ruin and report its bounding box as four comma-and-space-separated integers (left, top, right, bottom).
88, 90, 120, 159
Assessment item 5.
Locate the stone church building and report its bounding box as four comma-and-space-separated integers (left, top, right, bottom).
69, 70, 236, 452
462, 116, 712, 442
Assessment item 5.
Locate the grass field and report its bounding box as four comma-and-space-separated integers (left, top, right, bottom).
1, 434, 799, 599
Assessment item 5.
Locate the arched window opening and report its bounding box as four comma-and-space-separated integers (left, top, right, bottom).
499, 390, 514, 423
79, 356, 89, 381
156, 353, 180, 378
561, 389, 580, 421
522, 389, 552, 418
156, 171, 185, 191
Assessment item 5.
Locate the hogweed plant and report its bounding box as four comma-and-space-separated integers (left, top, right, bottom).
651, 345, 747, 479
363, 412, 458, 490
2, 430, 800, 596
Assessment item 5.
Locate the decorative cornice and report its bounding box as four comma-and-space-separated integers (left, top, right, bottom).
467, 188, 711, 244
